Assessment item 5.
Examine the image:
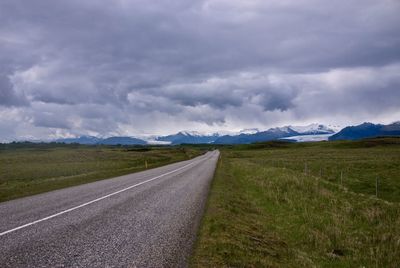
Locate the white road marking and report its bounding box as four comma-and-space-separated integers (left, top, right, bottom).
0, 157, 207, 237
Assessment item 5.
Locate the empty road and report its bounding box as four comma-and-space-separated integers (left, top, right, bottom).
0, 150, 219, 267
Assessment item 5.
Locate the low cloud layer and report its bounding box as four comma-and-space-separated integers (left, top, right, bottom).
0, 0, 399, 141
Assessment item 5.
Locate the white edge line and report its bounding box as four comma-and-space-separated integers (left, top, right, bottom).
0, 156, 208, 237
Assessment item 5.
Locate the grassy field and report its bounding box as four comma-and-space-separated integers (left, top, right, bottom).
0, 143, 203, 202
192, 138, 400, 267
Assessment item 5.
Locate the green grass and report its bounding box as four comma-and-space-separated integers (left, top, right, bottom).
0, 143, 203, 202
191, 138, 400, 267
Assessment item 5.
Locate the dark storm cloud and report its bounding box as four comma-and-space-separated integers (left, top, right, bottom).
0, 0, 399, 140
32, 114, 72, 129
0, 74, 27, 107
149, 75, 299, 111
292, 65, 400, 117
256, 91, 296, 112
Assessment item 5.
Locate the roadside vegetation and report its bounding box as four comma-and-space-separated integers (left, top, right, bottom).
0, 143, 203, 202
192, 138, 400, 267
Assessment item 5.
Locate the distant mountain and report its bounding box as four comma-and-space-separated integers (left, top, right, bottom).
214, 124, 336, 144
329, 122, 400, 141
98, 136, 147, 145
156, 131, 220, 145
53, 123, 340, 146
55, 136, 101, 145
289, 123, 337, 135
214, 127, 298, 144
238, 128, 260, 135
56, 136, 147, 145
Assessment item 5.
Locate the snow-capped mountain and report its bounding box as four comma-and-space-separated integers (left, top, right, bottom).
214, 124, 336, 144
239, 128, 260, 135
156, 131, 221, 145
179, 131, 206, 137
24, 122, 400, 146
288, 123, 336, 135
53, 124, 338, 145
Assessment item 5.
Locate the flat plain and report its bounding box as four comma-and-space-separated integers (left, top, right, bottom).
2, 139, 399, 267
192, 138, 400, 267
0, 143, 202, 202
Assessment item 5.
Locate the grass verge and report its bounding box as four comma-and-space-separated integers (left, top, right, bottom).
191, 139, 400, 267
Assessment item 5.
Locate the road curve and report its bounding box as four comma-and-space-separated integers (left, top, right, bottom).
0, 150, 219, 267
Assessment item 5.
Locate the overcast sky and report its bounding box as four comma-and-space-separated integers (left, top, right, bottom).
1, 0, 400, 141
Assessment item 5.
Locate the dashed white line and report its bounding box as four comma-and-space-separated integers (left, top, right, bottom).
0, 156, 208, 237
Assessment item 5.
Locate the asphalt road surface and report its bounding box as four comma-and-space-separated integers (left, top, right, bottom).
0, 150, 219, 267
